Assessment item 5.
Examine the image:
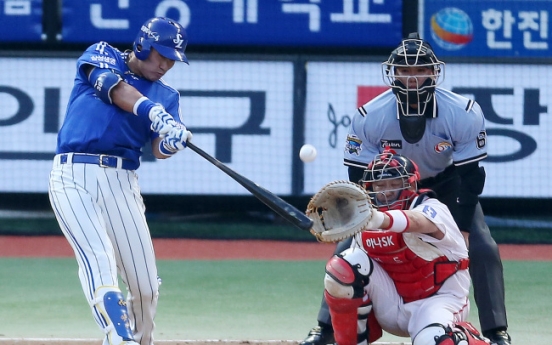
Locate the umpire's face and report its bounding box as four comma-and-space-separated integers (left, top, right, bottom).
137, 48, 176, 81
395, 66, 434, 91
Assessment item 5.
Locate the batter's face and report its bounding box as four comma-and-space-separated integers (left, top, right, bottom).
136, 48, 176, 81
394, 66, 434, 90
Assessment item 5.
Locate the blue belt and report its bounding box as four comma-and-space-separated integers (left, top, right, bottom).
59, 153, 133, 170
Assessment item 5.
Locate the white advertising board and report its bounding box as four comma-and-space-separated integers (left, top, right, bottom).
304, 62, 552, 198
2, 57, 551, 198
0, 58, 294, 194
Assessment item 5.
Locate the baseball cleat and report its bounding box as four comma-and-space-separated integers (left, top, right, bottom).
484, 329, 511, 345
300, 326, 335, 345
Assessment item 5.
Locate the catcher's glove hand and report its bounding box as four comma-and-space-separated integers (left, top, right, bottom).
306, 180, 383, 243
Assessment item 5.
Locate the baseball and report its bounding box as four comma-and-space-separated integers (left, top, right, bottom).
299, 144, 317, 162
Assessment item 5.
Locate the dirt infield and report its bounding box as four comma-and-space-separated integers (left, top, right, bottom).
0, 340, 408, 345
0, 235, 551, 260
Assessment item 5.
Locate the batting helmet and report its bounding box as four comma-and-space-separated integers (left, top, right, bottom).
360, 148, 420, 210
133, 17, 188, 63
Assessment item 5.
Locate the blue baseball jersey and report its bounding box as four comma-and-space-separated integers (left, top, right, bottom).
56, 41, 183, 169
344, 88, 487, 179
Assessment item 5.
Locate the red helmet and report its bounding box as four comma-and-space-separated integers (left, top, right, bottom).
360, 148, 421, 210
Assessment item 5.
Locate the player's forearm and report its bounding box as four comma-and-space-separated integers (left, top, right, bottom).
110, 82, 147, 114
378, 210, 443, 239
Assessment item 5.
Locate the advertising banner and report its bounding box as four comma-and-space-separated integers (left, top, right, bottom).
304, 61, 552, 198
0, 57, 294, 194
0, 0, 43, 41
421, 0, 552, 58
3, 57, 552, 198
61, 0, 403, 47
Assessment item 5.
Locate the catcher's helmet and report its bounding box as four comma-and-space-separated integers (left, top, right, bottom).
133, 17, 188, 64
360, 148, 420, 210
382, 32, 444, 117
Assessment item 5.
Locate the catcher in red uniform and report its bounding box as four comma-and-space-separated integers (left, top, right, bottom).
310, 149, 491, 345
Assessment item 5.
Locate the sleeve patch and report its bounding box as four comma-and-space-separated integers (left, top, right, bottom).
345, 134, 362, 156
477, 131, 486, 149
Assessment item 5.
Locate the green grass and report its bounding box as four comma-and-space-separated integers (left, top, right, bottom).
0, 258, 551, 344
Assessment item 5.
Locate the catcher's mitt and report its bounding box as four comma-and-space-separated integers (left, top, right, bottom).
306, 180, 376, 243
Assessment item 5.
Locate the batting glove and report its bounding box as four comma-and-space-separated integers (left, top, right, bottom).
149, 105, 177, 137
159, 126, 193, 156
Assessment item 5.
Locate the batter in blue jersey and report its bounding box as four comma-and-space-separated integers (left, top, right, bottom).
49, 17, 191, 345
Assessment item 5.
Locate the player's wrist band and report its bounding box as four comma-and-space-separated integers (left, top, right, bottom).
382, 210, 409, 233
133, 97, 155, 117
158, 140, 177, 157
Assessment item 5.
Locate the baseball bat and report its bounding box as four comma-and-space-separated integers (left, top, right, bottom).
187, 142, 313, 232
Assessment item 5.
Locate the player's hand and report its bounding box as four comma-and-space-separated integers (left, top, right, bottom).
149, 105, 177, 137
160, 126, 193, 153
364, 209, 385, 230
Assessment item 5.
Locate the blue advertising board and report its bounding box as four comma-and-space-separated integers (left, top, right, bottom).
421, 0, 552, 58
0, 0, 42, 42
61, 0, 403, 47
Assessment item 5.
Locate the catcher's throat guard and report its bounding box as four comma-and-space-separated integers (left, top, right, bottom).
306, 180, 375, 243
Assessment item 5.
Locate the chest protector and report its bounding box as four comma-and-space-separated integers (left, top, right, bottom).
360, 230, 468, 303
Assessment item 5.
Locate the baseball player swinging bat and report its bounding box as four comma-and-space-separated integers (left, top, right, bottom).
187, 142, 313, 232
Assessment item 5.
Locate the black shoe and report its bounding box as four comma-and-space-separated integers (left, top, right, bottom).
300, 326, 335, 345
484, 330, 511, 345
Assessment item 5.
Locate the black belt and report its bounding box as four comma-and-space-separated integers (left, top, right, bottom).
59, 153, 133, 170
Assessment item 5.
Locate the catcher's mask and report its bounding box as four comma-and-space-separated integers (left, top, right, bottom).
360, 148, 421, 211
382, 32, 444, 119
382, 32, 445, 143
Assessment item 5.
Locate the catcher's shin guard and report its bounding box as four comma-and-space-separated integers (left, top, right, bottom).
324, 290, 366, 345
93, 286, 136, 345
413, 322, 490, 345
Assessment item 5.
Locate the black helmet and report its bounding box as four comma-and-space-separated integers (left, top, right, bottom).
382, 33, 444, 118
360, 148, 420, 211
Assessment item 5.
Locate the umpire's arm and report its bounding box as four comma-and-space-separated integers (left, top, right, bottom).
455, 161, 486, 232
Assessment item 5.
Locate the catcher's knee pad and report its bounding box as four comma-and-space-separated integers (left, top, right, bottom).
413, 322, 489, 345
413, 324, 456, 345
94, 286, 135, 345
324, 247, 373, 299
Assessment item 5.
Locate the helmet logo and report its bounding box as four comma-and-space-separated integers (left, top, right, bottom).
173, 33, 184, 48
141, 25, 160, 41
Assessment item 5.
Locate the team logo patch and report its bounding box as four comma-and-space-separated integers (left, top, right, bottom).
345, 135, 362, 155
477, 131, 487, 149
434, 141, 452, 153
380, 140, 402, 149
